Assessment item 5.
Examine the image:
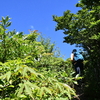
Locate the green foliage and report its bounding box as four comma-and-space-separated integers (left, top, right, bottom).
53, 0, 100, 99
38, 35, 55, 53
0, 59, 76, 100
38, 35, 61, 57
0, 17, 45, 62
0, 16, 77, 100
78, 0, 100, 9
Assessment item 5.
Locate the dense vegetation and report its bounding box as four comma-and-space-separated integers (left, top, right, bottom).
1, 0, 100, 100
0, 16, 79, 100
53, 0, 100, 99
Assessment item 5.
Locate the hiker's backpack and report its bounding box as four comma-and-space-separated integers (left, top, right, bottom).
73, 52, 84, 61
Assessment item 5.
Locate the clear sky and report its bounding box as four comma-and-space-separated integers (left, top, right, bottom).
1, 0, 81, 59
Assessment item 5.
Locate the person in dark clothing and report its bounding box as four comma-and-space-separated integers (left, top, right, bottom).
71, 49, 84, 76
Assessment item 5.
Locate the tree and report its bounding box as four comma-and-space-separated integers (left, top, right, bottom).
0, 16, 45, 63
0, 16, 12, 62
38, 35, 61, 57
53, 0, 100, 99
38, 35, 55, 53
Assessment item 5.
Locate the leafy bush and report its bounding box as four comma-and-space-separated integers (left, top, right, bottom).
0, 16, 77, 100
0, 59, 76, 100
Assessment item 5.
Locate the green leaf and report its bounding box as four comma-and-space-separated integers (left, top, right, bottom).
62, 83, 76, 99
41, 87, 52, 95
24, 82, 33, 98
22, 65, 28, 77
25, 80, 39, 89
19, 95, 27, 98
5, 16, 11, 22
0, 79, 4, 85
16, 83, 24, 97
73, 81, 78, 85
6, 22, 11, 27
2, 17, 5, 25
0, 84, 3, 88
6, 71, 11, 81
0, 71, 11, 81
55, 83, 63, 92
9, 85, 14, 88
39, 87, 44, 98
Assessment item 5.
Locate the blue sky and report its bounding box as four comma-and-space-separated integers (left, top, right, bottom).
1, 0, 81, 59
